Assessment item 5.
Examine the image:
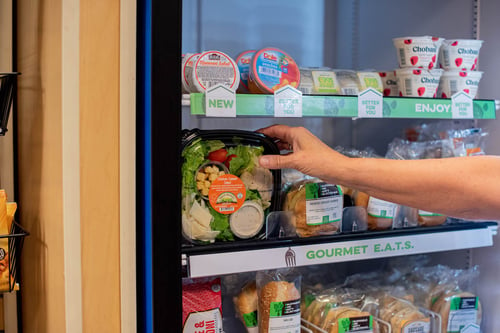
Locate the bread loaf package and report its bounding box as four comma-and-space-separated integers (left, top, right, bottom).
282, 176, 343, 238
257, 269, 301, 333
234, 280, 259, 333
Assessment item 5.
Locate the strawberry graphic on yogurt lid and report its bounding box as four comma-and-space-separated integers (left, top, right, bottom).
432, 37, 440, 42
417, 87, 426, 96
383, 88, 391, 96
455, 58, 463, 67
413, 69, 422, 75
404, 39, 412, 44
379, 72, 387, 77
410, 56, 419, 66
464, 89, 470, 94
428, 62, 434, 69
451, 41, 459, 46
441, 92, 448, 98
459, 71, 467, 77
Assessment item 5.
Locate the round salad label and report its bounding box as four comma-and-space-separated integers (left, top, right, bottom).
251, 47, 300, 93
208, 174, 246, 214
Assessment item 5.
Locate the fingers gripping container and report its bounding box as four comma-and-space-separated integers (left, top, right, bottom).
439, 39, 483, 71
181, 129, 282, 245
393, 36, 443, 69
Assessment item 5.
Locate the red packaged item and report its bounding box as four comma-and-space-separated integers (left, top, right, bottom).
182, 278, 223, 333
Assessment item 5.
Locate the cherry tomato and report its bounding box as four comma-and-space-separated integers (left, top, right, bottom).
224, 154, 237, 168
207, 149, 227, 163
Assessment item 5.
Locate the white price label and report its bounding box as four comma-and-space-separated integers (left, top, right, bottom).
451, 91, 473, 119
205, 84, 237, 117
358, 88, 383, 118
274, 85, 303, 117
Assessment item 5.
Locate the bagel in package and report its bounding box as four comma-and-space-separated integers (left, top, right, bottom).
431, 291, 482, 332
322, 306, 376, 333
257, 270, 301, 333
283, 178, 343, 237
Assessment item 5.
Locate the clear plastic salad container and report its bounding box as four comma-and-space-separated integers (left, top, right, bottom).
181, 129, 282, 245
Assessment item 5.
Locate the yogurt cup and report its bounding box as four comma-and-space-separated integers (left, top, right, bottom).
439, 39, 483, 70
395, 68, 443, 97
437, 70, 483, 98
248, 47, 300, 94
378, 70, 398, 96
393, 36, 443, 69
235, 50, 256, 93
181, 53, 200, 93
191, 50, 240, 92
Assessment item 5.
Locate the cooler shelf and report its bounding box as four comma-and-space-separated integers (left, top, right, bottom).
182, 221, 497, 278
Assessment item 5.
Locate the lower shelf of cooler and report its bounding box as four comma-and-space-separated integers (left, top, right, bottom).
182, 221, 497, 278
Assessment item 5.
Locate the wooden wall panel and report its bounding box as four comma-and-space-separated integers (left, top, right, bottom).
80, 0, 121, 331
17, 0, 67, 332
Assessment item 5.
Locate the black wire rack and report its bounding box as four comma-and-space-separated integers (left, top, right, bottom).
0, 221, 29, 292
0, 73, 20, 136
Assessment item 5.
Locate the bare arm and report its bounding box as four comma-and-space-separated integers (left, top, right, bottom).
258, 124, 500, 221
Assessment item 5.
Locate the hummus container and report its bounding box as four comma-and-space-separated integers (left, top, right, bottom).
393, 36, 443, 69
298, 68, 340, 95
378, 70, 398, 96
181, 53, 200, 93
439, 39, 483, 70
437, 70, 483, 98
395, 68, 443, 97
248, 47, 300, 94
181, 129, 282, 245
191, 50, 240, 92
235, 50, 256, 93
357, 71, 384, 93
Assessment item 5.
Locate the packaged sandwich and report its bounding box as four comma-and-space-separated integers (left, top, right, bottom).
282, 178, 343, 238
257, 269, 301, 333
234, 280, 259, 333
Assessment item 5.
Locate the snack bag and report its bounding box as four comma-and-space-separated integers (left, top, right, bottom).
257, 269, 301, 333
182, 277, 223, 333
0, 190, 12, 291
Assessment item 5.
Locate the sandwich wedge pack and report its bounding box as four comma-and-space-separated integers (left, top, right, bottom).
181, 129, 282, 245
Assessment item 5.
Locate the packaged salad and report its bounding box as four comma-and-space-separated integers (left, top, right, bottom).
181, 129, 281, 244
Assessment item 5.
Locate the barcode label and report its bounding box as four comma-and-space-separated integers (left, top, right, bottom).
342, 87, 359, 95
399, 48, 406, 65
450, 80, 458, 94
259, 66, 282, 78
219, 207, 235, 212
309, 198, 337, 206
405, 78, 413, 96
443, 50, 450, 66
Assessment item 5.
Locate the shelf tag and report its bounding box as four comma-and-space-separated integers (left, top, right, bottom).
205, 84, 237, 117
451, 91, 473, 118
274, 85, 302, 117
357, 88, 383, 118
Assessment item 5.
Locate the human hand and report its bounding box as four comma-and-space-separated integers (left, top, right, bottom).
257, 124, 347, 183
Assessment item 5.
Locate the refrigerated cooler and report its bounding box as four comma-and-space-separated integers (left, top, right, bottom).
138, 0, 500, 332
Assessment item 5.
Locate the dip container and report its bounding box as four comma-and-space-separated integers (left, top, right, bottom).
191, 50, 240, 92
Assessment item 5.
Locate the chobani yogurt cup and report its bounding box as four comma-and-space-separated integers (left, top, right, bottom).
378, 70, 398, 96
357, 71, 384, 93
439, 39, 483, 70
191, 50, 240, 92
248, 47, 300, 94
181, 53, 200, 93
395, 68, 443, 97
437, 70, 483, 98
235, 50, 256, 93
393, 36, 443, 69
